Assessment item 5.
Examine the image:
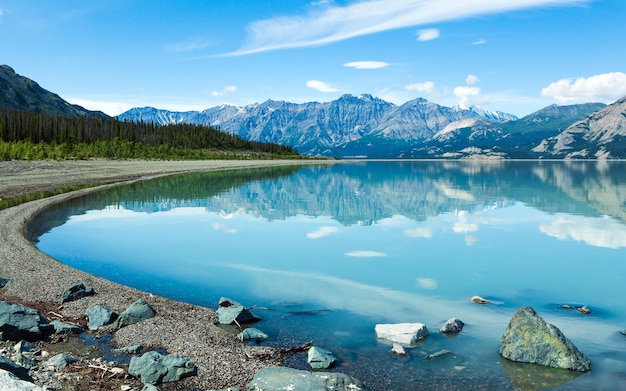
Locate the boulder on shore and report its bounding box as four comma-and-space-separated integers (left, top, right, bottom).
60, 283, 95, 303
116, 299, 155, 329
129, 351, 197, 385
216, 297, 260, 325
246, 366, 363, 391
499, 306, 591, 372
0, 369, 43, 391
86, 304, 116, 330
50, 320, 82, 335
375, 323, 428, 346
237, 327, 268, 341
0, 301, 52, 341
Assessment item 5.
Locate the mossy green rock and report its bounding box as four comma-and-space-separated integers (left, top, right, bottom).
499, 307, 590, 372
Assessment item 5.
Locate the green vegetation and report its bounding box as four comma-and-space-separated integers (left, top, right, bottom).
0, 108, 301, 160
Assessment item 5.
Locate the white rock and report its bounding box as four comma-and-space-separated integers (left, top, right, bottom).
0, 369, 44, 391
391, 343, 406, 356
375, 323, 429, 345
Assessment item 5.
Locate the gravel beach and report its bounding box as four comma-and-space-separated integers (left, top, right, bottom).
0, 159, 329, 390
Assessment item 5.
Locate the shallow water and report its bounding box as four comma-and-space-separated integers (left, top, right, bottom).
32, 161, 626, 390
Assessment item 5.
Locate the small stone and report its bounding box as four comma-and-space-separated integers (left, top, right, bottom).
237, 328, 268, 341
307, 346, 336, 369
112, 344, 143, 355
85, 305, 116, 330
620, 330, 626, 337
577, 305, 591, 315
13, 341, 40, 355
43, 353, 77, 371
0, 278, 9, 288
116, 299, 155, 329
424, 349, 451, 360
216, 297, 260, 325
140, 384, 160, 391
472, 295, 490, 304
391, 343, 406, 356
60, 283, 95, 303
50, 320, 82, 335
440, 318, 464, 334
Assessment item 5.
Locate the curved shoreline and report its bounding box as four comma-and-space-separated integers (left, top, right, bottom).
0, 159, 329, 390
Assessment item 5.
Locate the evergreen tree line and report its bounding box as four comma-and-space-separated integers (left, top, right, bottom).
0, 108, 300, 160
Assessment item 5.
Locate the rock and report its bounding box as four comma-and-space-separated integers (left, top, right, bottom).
50, 320, 82, 335
141, 384, 160, 391
0, 369, 43, 391
0, 278, 9, 288
11, 353, 36, 369
129, 351, 197, 385
391, 343, 406, 356
86, 304, 116, 330
472, 295, 490, 304
499, 307, 591, 372
576, 305, 591, 315
375, 323, 428, 345
216, 297, 260, 325
0, 356, 31, 381
424, 349, 451, 360
440, 318, 464, 334
13, 340, 40, 355
620, 330, 626, 337
307, 346, 337, 369
43, 353, 77, 371
60, 283, 95, 303
246, 366, 363, 391
237, 327, 268, 341
0, 301, 52, 341
116, 299, 155, 329
113, 344, 143, 355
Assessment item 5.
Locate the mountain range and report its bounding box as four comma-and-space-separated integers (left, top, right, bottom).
2, 64, 625, 159
119, 95, 625, 159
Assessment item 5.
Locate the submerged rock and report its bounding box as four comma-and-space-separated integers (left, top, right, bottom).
472, 295, 490, 304
216, 297, 260, 325
129, 351, 197, 385
0, 301, 52, 341
440, 318, 464, 335
246, 366, 363, 391
60, 283, 95, 303
391, 343, 406, 356
116, 299, 155, 329
307, 346, 337, 369
499, 306, 590, 372
375, 323, 428, 345
86, 304, 116, 330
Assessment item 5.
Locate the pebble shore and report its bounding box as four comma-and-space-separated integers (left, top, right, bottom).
0, 159, 328, 390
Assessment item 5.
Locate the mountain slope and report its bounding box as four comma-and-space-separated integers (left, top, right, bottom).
0, 65, 109, 118
533, 97, 626, 158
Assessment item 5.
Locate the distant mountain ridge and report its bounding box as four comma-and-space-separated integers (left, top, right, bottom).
0, 65, 108, 118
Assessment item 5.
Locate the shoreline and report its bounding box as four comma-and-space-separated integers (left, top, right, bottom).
0, 159, 330, 390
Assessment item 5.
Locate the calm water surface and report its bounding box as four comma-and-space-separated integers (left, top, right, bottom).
32, 161, 626, 390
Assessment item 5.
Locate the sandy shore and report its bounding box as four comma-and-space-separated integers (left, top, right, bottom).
0, 159, 330, 390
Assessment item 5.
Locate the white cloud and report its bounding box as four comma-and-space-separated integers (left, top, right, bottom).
211, 85, 237, 97
405, 81, 435, 94
417, 278, 438, 290
344, 61, 390, 69
404, 227, 433, 238
307, 226, 339, 239
472, 39, 487, 45
416, 28, 440, 41
228, 0, 588, 55
541, 72, 626, 104
345, 250, 387, 258
306, 80, 339, 92
64, 98, 137, 116
453, 86, 481, 109
167, 38, 214, 52
466, 74, 480, 85
540, 214, 626, 249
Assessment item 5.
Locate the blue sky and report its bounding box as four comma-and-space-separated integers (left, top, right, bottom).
1, 0, 625, 117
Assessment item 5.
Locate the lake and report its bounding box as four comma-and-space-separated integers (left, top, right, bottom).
31, 161, 626, 390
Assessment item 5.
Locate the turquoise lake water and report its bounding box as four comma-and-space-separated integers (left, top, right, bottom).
32, 161, 626, 390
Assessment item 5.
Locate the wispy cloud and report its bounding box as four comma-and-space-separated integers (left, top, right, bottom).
167, 38, 214, 52
307, 226, 339, 239
416, 28, 439, 41
306, 80, 339, 92
228, 0, 588, 55
211, 85, 237, 97
345, 250, 387, 258
405, 81, 435, 94
344, 61, 390, 69
466, 74, 480, 85
541, 72, 626, 104
472, 39, 487, 45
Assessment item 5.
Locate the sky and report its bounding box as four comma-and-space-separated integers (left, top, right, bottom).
1, 0, 625, 117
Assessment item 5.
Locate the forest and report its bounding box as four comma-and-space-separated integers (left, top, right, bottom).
0, 108, 301, 160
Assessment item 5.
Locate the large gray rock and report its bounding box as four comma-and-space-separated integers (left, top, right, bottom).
237, 327, 268, 341
86, 305, 116, 330
0, 301, 52, 341
129, 351, 197, 385
375, 323, 428, 345
0, 369, 43, 391
440, 318, 464, 335
60, 283, 95, 303
246, 366, 364, 391
50, 320, 82, 335
116, 299, 155, 329
216, 297, 260, 325
307, 346, 336, 369
499, 307, 591, 372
